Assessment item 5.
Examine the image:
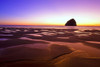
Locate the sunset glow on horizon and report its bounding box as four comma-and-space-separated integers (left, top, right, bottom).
0, 0, 100, 26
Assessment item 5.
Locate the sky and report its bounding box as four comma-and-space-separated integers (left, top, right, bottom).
0, 0, 100, 26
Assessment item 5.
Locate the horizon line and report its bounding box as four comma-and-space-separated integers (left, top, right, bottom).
0, 24, 100, 26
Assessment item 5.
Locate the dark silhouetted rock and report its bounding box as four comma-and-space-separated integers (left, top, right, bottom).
65, 19, 77, 26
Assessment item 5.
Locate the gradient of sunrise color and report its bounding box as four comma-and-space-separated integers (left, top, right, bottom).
0, 0, 100, 26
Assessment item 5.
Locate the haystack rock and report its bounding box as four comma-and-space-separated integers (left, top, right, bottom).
65, 19, 77, 26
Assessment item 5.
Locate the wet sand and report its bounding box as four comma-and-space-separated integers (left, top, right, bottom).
0, 27, 100, 67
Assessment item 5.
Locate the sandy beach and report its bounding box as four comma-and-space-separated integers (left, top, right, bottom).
0, 27, 100, 67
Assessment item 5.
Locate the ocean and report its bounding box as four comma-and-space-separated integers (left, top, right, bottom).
0, 25, 100, 30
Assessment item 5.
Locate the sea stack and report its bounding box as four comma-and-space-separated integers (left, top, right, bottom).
65, 19, 77, 26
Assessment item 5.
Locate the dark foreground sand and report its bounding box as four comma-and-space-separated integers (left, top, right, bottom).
0, 27, 100, 67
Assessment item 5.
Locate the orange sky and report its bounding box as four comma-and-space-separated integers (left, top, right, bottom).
0, 0, 100, 26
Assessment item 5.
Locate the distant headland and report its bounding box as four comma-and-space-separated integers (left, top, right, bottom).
65, 19, 77, 26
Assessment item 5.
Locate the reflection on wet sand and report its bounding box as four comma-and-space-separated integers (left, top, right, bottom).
0, 27, 100, 67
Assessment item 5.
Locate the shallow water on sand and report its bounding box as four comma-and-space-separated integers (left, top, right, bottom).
0, 26, 100, 67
